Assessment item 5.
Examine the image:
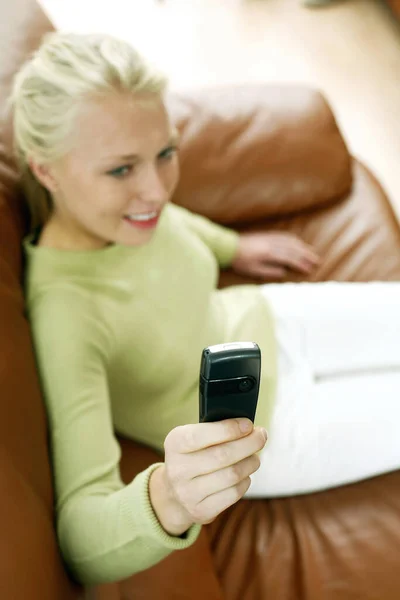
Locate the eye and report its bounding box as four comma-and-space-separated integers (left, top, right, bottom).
158, 146, 178, 162
107, 165, 132, 178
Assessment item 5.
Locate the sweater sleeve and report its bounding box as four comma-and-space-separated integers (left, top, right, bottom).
28, 288, 201, 585
170, 203, 240, 267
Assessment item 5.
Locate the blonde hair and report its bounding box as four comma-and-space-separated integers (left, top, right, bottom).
9, 32, 168, 231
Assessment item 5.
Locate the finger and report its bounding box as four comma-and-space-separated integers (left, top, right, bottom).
192, 454, 261, 502
304, 249, 320, 265
195, 476, 252, 523
271, 247, 317, 274
189, 426, 267, 476
270, 232, 320, 260
282, 255, 314, 274
248, 263, 287, 280
295, 261, 315, 275
279, 238, 320, 265
291, 243, 320, 266
165, 418, 254, 454
289, 254, 319, 274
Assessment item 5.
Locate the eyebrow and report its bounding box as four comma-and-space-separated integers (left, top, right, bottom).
105, 132, 180, 163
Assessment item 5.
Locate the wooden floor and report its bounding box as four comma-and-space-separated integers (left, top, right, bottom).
40, 0, 400, 218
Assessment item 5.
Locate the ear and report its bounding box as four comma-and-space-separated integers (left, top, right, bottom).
28, 158, 59, 194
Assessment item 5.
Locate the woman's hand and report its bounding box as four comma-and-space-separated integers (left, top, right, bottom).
231, 231, 320, 280
149, 419, 267, 536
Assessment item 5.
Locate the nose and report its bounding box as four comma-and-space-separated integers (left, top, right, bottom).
133, 163, 168, 206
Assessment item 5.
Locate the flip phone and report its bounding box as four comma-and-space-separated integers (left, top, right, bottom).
199, 341, 261, 423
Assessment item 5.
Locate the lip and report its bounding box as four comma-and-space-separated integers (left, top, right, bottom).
123, 213, 160, 230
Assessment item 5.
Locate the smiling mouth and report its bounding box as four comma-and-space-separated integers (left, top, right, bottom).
124, 210, 158, 222
123, 210, 160, 230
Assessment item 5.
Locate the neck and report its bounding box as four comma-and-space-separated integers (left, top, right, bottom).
38, 215, 109, 251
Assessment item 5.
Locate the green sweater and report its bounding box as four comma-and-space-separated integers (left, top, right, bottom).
23, 203, 277, 585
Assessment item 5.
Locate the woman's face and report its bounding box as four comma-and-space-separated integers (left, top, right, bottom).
37, 92, 180, 249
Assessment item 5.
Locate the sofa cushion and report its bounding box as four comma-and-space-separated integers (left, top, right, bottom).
167, 85, 352, 224
207, 470, 400, 600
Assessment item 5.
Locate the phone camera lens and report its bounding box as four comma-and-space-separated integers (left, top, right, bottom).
238, 378, 254, 392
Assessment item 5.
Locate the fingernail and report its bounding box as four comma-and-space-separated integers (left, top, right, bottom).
261, 427, 268, 441
238, 418, 253, 433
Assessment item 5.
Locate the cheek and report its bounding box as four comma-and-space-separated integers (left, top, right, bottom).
59, 172, 121, 221
58, 168, 95, 204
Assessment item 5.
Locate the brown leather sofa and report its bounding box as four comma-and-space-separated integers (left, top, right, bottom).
387, 0, 400, 19
2, 1, 400, 599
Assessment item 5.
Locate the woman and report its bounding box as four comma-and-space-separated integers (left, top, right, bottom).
11, 32, 400, 585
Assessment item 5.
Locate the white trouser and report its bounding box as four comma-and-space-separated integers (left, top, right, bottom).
246, 282, 400, 498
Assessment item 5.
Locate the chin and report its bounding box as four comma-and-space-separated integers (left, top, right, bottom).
118, 230, 156, 247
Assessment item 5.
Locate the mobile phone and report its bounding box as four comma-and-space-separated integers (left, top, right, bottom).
199, 341, 261, 423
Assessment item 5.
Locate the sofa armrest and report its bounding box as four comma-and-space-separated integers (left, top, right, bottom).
218, 159, 400, 287
167, 84, 352, 224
